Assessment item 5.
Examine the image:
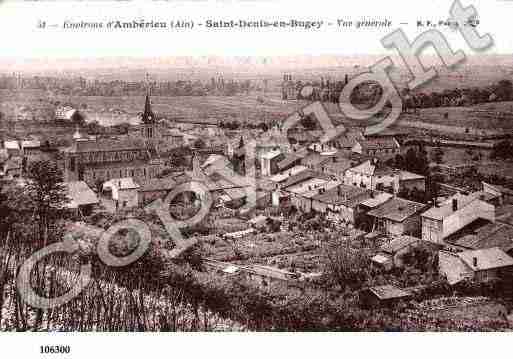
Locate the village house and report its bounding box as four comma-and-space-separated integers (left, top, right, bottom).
319, 155, 354, 182
367, 197, 426, 237
138, 177, 177, 205
482, 182, 513, 205
371, 235, 421, 271
448, 221, 513, 255
284, 173, 338, 213
201, 154, 233, 176
4, 140, 20, 157
311, 184, 372, 224
351, 137, 400, 160
21, 140, 41, 158
55, 105, 80, 122
259, 149, 282, 177
358, 192, 394, 231
270, 165, 308, 186
276, 151, 303, 173
439, 247, 513, 285
64, 180, 99, 216
103, 177, 140, 209
3, 156, 22, 179
308, 141, 338, 155
300, 151, 334, 170
344, 159, 399, 194
399, 170, 426, 193
421, 193, 496, 245
256, 126, 292, 155
331, 130, 365, 152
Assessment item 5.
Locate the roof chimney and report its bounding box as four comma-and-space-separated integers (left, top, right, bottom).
452, 198, 458, 212
473, 257, 478, 267
333, 156, 337, 163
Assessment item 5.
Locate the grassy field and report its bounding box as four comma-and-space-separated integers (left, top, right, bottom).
401, 102, 513, 132
2, 87, 513, 144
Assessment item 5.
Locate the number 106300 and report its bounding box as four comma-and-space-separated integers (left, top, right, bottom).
40, 345, 71, 355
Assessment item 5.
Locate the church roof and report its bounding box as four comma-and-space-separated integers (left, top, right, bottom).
65, 138, 148, 153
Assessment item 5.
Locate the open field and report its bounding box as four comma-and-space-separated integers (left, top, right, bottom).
400, 102, 513, 133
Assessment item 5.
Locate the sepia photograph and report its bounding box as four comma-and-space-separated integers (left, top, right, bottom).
1, 0, 513, 356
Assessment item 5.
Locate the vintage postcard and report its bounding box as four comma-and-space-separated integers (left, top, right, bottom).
0, 0, 512, 356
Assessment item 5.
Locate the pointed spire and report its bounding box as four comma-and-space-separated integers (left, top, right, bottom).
142, 92, 155, 124
142, 73, 155, 124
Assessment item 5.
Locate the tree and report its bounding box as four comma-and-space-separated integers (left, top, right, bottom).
393, 154, 405, 169
300, 114, 317, 130
193, 138, 206, 149
24, 160, 69, 245
322, 238, 371, 291
496, 79, 513, 101
491, 140, 513, 160
432, 147, 444, 164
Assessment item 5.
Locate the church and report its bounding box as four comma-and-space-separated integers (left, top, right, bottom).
62, 91, 165, 186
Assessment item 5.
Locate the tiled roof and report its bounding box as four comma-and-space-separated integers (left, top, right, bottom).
139, 177, 176, 192
380, 235, 419, 254
357, 137, 400, 150
280, 170, 325, 189
367, 285, 411, 300
320, 156, 353, 173
67, 138, 147, 153
421, 193, 479, 220
270, 165, 308, 183
277, 152, 303, 170
347, 160, 395, 177
4, 157, 22, 171
452, 222, 513, 252
332, 130, 365, 148
458, 247, 513, 271
64, 181, 99, 208
359, 192, 393, 208
483, 182, 513, 196
313, 184, 372, 208
367, 197, 425, 222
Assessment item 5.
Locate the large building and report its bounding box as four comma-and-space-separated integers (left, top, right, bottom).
62, 93, 165, 185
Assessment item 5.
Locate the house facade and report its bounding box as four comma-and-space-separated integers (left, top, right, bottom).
421, 193, 496, 244
344, 160, 400, 193
367, 197, 426, 237
439, 247, 513, 285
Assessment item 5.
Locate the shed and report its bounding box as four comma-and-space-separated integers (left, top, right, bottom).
360, 284, 412, 307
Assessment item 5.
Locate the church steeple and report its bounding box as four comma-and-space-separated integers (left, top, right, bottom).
142, 73, 155, 124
